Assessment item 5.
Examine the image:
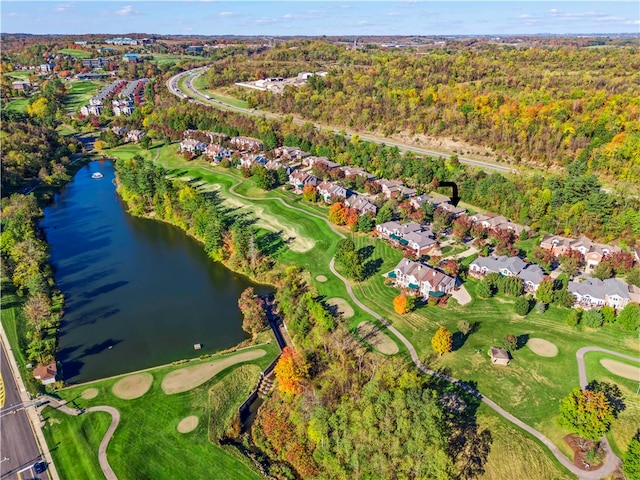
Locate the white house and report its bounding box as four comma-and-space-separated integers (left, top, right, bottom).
568, 278, 631, 310
387, 258, 456, 298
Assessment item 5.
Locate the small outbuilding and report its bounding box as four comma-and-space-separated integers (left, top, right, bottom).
33, 363, 57, 385
489, 347, 510, 366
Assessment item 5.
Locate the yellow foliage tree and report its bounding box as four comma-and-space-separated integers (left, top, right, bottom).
431, 326, 452, 355
27, 97, 49, 119
274, 346, 308, 395
393, 293, 410, 314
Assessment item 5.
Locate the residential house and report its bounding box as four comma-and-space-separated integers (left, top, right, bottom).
471, 213, 530, 238
265, 160, 294, 175
437, 202, 467, 218
33, 363, 57, 385
376, 221, 437, 257
289, 170, 318, 191
402, 231, 438, 257
273, 146, 310, 162
387, 258, 456, 297
186, 45, 204, 52
540, 235, 620, 267
377, 179, 417, 199
304, 156, 341, 170
568, 278, 631, 310
112, 126, 128, 136
344, 193, 377, 216
39, 63, 54, 73
341, 166, 376, 181
316, 181, 349, 203
204, 144, 232, 161
490, 348, 510, 366
230, 136, 263, 151
11, 81, 32, 91
410, 194, 433, 210
112, 99, 134, 116
469, 255, 545, 291
180, 138, 207, 154
80, 104, 102, 116
376, 221, 421, 239
106, 37, 139, 45
127, 130, 145, 143
239, 154, 267, 169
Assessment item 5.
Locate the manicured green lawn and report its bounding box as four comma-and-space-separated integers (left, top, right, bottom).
105, 141, 640, 476
6, 70, 34, 80
57, 48, 92, 58
44, 344, 278, 480
3, 97, 29, 113
150, 53, 203, 66
64, 80, 103, 112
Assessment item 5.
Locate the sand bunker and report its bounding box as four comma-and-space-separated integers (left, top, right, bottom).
316, 275, 327, 283
356, 322, 399, 355
162, 349, 267, 395
177, 416, 199, 433
600, 359, 640, 381
81, 388, 99, 400
527, 338, 559, 357
112, 373, 153, 400
326, 298, 355, 319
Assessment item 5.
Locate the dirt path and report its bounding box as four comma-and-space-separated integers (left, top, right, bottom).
40, 396, 120, 480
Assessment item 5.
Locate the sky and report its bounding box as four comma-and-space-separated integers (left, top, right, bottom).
1, 1, 639, 36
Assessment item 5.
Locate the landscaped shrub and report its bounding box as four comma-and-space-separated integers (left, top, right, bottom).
535, 301, 547, 313
600, 306, 616, 324
565, 309, 581, 327
514, 296, 531, 316
582, 309, 604, 328
476, 280, 494, 298
617, 303, 640, 332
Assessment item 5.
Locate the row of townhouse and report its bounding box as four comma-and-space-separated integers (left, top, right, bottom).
386, 258, 457, 298
376, 221, 438, 257
468, 255, 546, 292
540, 234, 621, 268
111, 126, 145, 143
81, 79, 147, 117
568, 278, 640, 310
470, 213, 531, 237
82, 57, 109, 69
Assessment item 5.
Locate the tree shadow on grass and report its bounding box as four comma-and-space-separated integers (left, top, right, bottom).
452, 332, 468, 351
357, 245, 375, 261
363, 258, 383, 279
516, 333, 530, 350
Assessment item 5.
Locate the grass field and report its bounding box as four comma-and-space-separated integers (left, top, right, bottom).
3, 97, 29, 113
43, 343, 278, 480
6, 70, 34, 80
191, 75, 249, 109
64, 80, 103, 112
104, 141, 640, 476
57, 48, 92, 59
150, 53, 204, 66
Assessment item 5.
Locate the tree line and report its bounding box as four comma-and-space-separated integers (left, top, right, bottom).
115, 155, 274, 278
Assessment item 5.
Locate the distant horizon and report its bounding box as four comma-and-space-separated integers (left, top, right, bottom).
2, 1, 639, 36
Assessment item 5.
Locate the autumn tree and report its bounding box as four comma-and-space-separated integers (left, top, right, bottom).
393, 293, 415, 315
558, 388, 614, 441
503, 334, 517, 352
302, 184, 318, 202
457, 320, 471, 336
328, 202, 348, 226
274, 346, 308, 395
431, 326, 452, 355
237, 287, 267, 336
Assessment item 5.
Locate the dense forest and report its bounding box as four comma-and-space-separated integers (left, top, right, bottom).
248, 267, 486, 479
203, 40, 640, 185
143, 94, 640, 246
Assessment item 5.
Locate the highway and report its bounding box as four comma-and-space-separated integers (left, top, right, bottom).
0, 343, 49, 480
167, 68, 516, 174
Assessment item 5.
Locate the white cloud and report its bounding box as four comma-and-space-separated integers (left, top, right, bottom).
6, 11, 27, 17
283, 14, 293, 19
386, 11, 400, 17
53, 4, 72, 13
517, 14, 532, 19
114, 5, 139, 16
357, 20, 369, 25
218, 11, 234, 17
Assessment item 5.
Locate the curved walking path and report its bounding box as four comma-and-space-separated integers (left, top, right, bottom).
149, 140, 626, 479
40, 396, 120, 480
330, 259, 625, 480
576, 346, 640, 389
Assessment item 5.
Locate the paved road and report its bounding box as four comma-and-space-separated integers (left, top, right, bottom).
0, 344, 49, 480
39, 396, 120, 480
167, 68, 516, 174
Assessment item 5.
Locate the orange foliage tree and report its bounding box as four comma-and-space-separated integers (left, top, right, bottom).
393, 293, 410, 314
328, 202, 348, 225
274, 346, 308, 395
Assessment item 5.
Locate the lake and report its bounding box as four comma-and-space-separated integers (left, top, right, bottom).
41, 160, 271, 383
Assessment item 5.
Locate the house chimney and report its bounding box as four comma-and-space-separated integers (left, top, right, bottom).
418, 265, 422, 270
433, 271, 436, 276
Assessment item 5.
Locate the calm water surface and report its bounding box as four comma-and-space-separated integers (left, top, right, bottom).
41, 160, 270, 383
